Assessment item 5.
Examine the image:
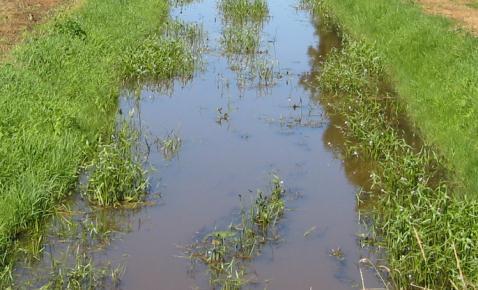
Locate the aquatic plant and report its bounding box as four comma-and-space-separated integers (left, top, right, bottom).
123, 20, 204, 82
188, 175, 286, 289
84, 123, 149, 207
123, 36, 195, 81
221, 24, 260, 55
316, 33, 478, 288
219, 0, 269, 24
0, 0, 200, 283
157, 131, 182, 160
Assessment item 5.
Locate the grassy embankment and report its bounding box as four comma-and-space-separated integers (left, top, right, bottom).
0, 0, 196, 283
316, 0, 478, 194
303, 0, 478, 288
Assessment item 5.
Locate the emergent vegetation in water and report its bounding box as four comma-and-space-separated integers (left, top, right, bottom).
221, 24, 261, 55
0, 0, 199, 284
41, 251, 124, 290
84, 123, 149, 207
187, 176, 286, 289
219, 0, 269, 24
123, 21, 204, 82
303, 0, 478, 194
12, 205, 131, 289
316, 31, 478, 288
157, 131, 183, 161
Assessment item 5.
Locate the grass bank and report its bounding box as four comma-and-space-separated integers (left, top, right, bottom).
0, 0, 191, 283
302, 0, 478, 288
308, 0, 478, 194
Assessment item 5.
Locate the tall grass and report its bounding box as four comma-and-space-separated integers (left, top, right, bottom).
0, 0, 194, 283
304, 0, 478, 195
316, 31, 478, 289
84, 123, 149, 207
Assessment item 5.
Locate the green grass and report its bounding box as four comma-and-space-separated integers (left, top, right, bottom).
221, 23, 261, 55
84, 123, 149, 207
219, 0, 269, 24
0, 0, 196, 283
188, 176, 286, 289
157, 130, 183, 160
305, 0, 478, 195
314, 21, 478, 290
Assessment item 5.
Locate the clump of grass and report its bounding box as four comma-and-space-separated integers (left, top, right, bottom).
53, 18, 88, 40
219, 0, 269, 24
123, 36, 195, 81
188, 176, 286, 289
316, 32, 478, 288
123, 20, 204, 82
221, 24, 260, 55
41, 250, 125, 289
84, 123, 148, 207
156, 131, 182, 160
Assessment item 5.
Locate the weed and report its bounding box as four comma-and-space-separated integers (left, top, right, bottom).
123, 20, 204, 83
156, 131, 182, 161
329, 247, 344, 261
219, 0, 269, 24
216, 107, 230, 124
123, 36, 195, 81
187, 175, 286, 288
315, 29, 478, 288
305, 0, 478, 195
221, 24, 260, 55
84, 122, 149, 207
53, 18, 87, 40
41, 250, 123, 289
0, 0, 175, 281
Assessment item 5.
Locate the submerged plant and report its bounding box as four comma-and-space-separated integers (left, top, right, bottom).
84, 123, 148, 207
188, 176, 286, 289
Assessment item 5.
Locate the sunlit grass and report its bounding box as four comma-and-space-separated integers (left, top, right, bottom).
303, 0, 478, 195
187, 175, 286, 289
219, 0, 269, 24
0, 0, 200, 285
316, 31, 478, 288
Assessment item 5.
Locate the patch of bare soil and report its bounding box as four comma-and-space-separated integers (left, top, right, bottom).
0, 0, 66, 55
418, 0, 478, 35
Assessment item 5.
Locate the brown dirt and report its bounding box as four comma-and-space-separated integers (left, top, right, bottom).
0, 0, 66, 55
418, 0, 478, 35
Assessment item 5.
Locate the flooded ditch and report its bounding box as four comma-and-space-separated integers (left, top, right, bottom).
12, 0, 392, 289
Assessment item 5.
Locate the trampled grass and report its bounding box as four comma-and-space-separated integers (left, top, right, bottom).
0, 0, 196, 284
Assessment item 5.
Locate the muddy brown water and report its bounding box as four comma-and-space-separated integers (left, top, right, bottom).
14, 0, 386, 289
